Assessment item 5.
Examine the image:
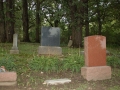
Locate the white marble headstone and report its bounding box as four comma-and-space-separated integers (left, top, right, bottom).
11, 34, 18, 50
10, 33, 19, 54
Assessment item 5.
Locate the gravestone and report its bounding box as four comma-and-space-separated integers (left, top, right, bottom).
67, 36, 73, 47
0, 71, 17, 86
81, 35, 111, 81
43, 78, 71, 85
10, 33, 19, 54
38, 27, 62, 55
67, 40, 73, 47
41, 27, 60, 46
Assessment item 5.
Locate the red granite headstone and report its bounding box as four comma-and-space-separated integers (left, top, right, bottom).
84, 35, 106, 67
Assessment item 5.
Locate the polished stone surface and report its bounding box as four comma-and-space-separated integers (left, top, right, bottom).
81, 66, 111, 81
84, 35, 106, 67
41, 27, 60, 46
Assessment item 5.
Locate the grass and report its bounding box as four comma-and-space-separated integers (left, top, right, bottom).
0, 42, 120, 90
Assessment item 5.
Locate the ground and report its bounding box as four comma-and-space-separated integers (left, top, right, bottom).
0, 69, 120, 90
0, 43, 120, 90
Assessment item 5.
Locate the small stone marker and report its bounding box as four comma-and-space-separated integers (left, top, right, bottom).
38, 27, 62, 55
68, 36, 73, 47
68, 40, 73, 47
0, 72, 17, 86
81, 35, 111, 81
10, 33, 19, 54
43, 78, 71, 85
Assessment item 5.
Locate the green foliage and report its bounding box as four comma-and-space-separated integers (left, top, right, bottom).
0, 56, 16, 71
29, 55, 84, 73
107, 56, 120, 68
29, 56, 60, 72
62, 55, 84, 72
108, 86, 120, 90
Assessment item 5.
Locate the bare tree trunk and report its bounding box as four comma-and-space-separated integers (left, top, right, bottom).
84, 0, 89, 36
6, 0, 14, 42
0, 0, 5, 42
35, 0, 40, 42
96, 0, 102, 35
22, 0, 30, 42
54, 20, 59, 27
76, 0, 84, 47
68, 0, 84, 48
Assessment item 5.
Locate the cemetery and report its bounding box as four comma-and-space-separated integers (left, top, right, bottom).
0, 34, 120, 90
0, 0, 120, 90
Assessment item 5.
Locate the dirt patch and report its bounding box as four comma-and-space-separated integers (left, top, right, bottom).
0, 69, 120, 90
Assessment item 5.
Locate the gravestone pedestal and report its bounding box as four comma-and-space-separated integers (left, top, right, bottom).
10, 34, 19, 54
10, 50, 19, 54
81, 66, 111, 81
0, 72, 17, 86
38, 46, 62, 55
81, 35, 111, 81
38, 27, 62, 55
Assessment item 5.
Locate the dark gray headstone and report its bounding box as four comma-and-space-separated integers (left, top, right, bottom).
41, 27, 60, 46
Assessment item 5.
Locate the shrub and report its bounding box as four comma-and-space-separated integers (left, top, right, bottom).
29, 56, 60, 72
0, 56, 16, 71
62, 55, 84, 72
29, 55, 84, 73
107, 56, 120, 68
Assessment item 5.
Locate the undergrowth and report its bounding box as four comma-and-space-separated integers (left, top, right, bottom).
29, 55, 84, 73
0, 55, 16, 71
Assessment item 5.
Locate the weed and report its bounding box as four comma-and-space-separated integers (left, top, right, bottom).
76, 83, 88, 90
29, 56, 60, 72
29, 55, 84, 73
62, 55, 84, 72
107, 56, 120, 68
0, 55, 16, 71
108, 85, 120, 90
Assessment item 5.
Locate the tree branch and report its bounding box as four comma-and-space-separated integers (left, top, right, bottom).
44, 14, 53, 27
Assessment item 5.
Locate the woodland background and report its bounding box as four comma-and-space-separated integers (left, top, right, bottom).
0, 0, 120, 47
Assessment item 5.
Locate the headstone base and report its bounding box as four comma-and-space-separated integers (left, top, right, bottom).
0, 81, 17, 86
81, 66, 111, 81
38, 46, 62, 55
10, 50, 19, 54
0, 72, 17, 82
0, 72, 17, 86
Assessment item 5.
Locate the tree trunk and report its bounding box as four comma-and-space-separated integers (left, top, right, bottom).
69, 0, 84, 48
22, 0, 30, 42
72, 26, 83, 48
84, 0, 89, 36
0, 0, 5, 42
54, 19, 59, 27
6, 0, 14, 42
96, 0, 102, 35
35, 0, 40, 42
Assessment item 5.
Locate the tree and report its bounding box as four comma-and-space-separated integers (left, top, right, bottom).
6, 0, 15, 42
35, 0, 40, 42
96, 0, 102, 35
0, 0, 5, 42
84, 0, 89, 36
22, 0, 30, 42
64, 0, 85, 47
